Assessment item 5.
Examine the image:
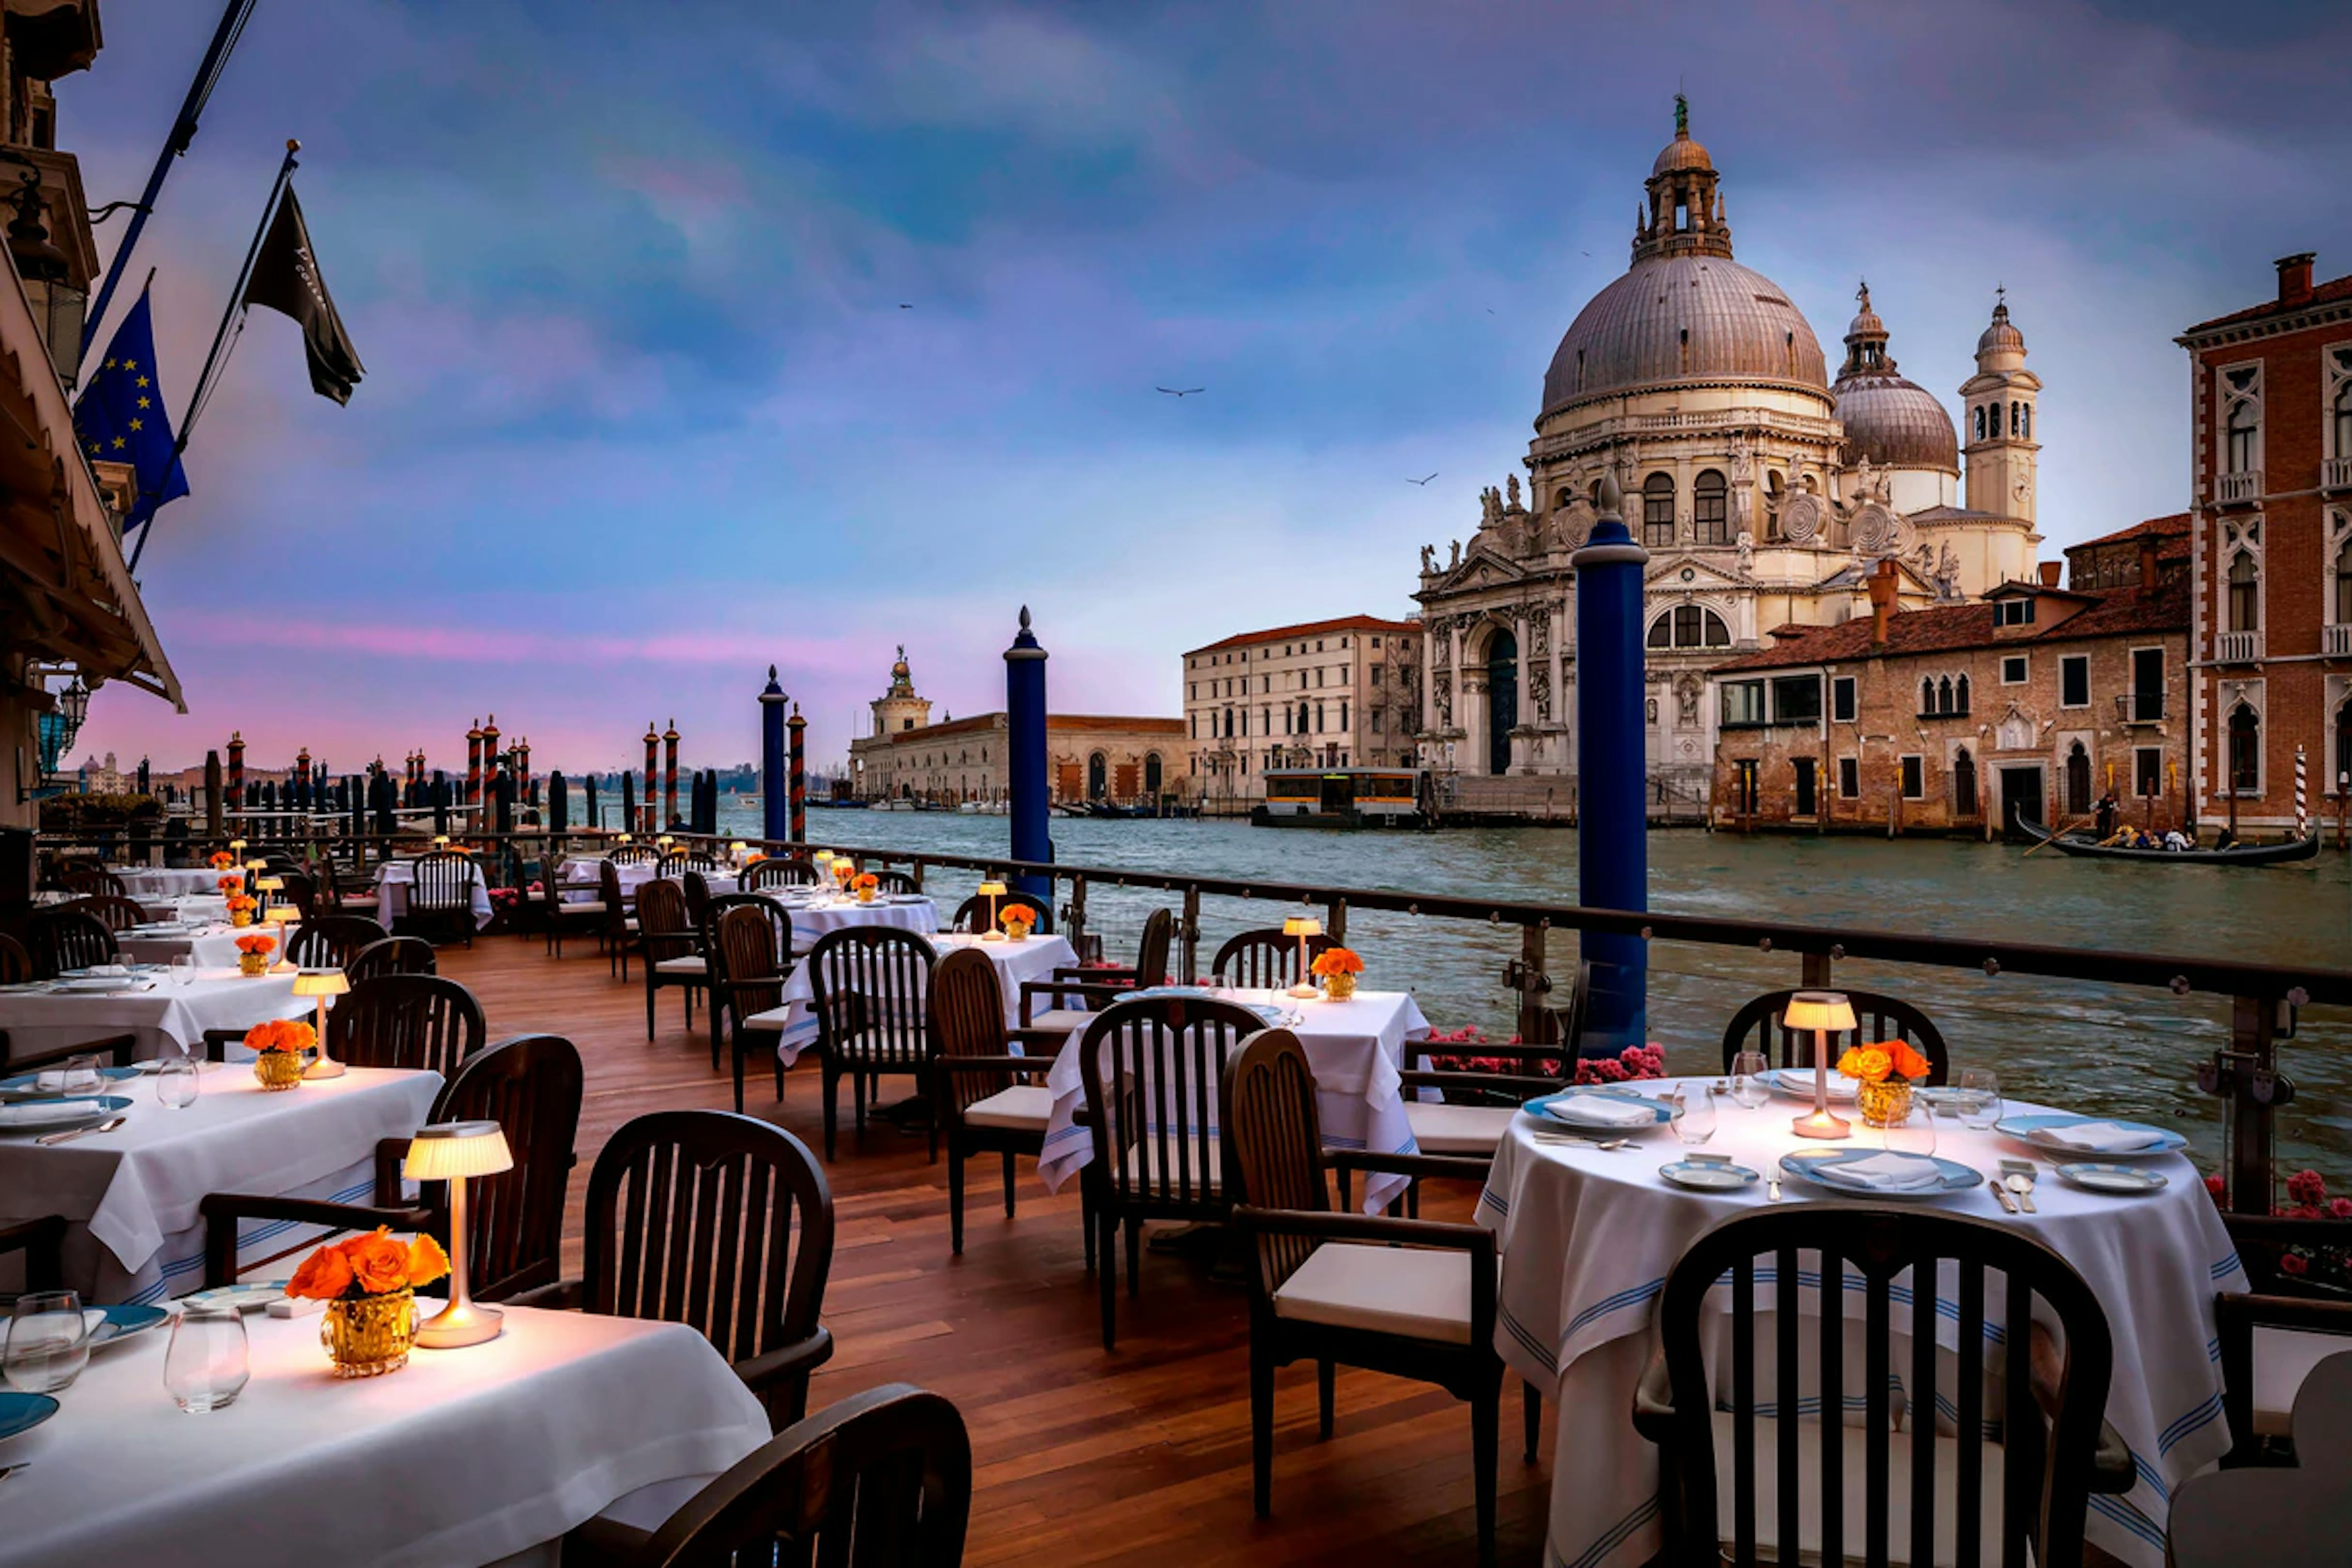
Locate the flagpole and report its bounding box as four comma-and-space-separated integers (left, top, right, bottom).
129, 138, 296, 573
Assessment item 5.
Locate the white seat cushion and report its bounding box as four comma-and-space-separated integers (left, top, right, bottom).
738, 1005, 794, 1033
1023, 1008, 1091, 1034
1273, 1242, 1474, 1345
1118, 1135, 1222, 1192
654, 956, 706, 976
558, 900, 606, 916
1405, 1101, 1515, 1156
2253, 1325, 2352, 1438
1704, 1411, 2008, 1566
623, 918, 638, 932
963, 1084, 1052, 1131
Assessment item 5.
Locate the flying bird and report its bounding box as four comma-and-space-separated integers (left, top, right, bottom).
1408, 472, 1438, 486
1156, 386, 1205, 398
899, 303, 913, 309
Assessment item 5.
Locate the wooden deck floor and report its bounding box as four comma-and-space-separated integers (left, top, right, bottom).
435, 934, 1555, 1567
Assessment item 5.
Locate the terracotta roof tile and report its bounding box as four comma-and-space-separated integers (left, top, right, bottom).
1186, 614, 1422, 655
1714, 578, 2187, 673
2180, 272, 2352, 336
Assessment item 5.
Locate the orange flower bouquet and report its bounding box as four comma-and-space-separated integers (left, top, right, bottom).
852, 871, 880, 904
1310, 946, 1365, 1001
234, 932, 276, 976
244, 1017, 314, 1090
209, 851, 236, 870
1836, 1039, 1934, 1128
225, 891, 257, 927
999, 903, 1037, 941
289, 1226, 450, 1378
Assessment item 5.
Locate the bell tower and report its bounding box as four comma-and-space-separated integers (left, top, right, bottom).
1959, 288, 2041, 524
869, 646, 932, 737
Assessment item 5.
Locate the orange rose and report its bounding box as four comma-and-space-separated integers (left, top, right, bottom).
406, 1232, 451, 1289
287, 1242, 355, 1301
1886, 1041, 1932, 1082
342, 1229, 413, 1295
1836, 1046, 1893, 1082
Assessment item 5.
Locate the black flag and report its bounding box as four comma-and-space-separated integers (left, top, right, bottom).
243, 186, 364, 404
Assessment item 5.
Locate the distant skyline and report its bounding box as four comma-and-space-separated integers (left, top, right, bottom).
65, 0, 2352, 776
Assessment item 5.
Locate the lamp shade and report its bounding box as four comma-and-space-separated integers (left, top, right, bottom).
244, 859, 267, 873
265, 907, 296, 926
229, 839, 246, 850
255, 876, 284, 893
1283, 916, 1323, 938
729, 841, 747, 856
1782, 990, 1857, 1033
403, 1120, 513, 1180
292, 969, 350, 999
976, 880, 1007, 897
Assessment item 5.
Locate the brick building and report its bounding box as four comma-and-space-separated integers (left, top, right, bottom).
2176, 252, 2352, 831
1704, 556, 2189, 835
1181, 614, 1423, 806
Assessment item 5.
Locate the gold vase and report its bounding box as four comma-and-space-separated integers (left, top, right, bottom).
229, 909, 252, 928
858, 888, 876, 904
252, 1050, 304, 1091
322, 1289, 415, 1378
238, 952, 268, 977
1323, 973, 1358, 1001
1858, 1077, 1913, 1129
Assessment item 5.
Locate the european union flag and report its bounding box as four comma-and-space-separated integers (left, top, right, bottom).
73, 289, 189, 535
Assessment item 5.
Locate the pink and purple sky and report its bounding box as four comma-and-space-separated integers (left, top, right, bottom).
64, 0, 2352, 779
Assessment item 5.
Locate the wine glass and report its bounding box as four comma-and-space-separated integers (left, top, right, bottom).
61, 1054, 104, 1095
5, 1290, 90, 1393
1670, 1083, 1717, 1147
157, 1052, 201, 1110
1728, 1050, 1770, 1110
170, 954, 196, 989
1883, 1099, 1940, 1158
1958, 1068, 2002, 1131
164, 1306, 249, 1412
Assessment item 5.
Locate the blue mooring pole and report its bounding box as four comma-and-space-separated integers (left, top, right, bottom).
1005, 607, 1053, 899
1572, 473, 1649, 1054
760, 666, 790, 845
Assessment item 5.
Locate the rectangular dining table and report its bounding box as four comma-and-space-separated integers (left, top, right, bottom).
0, 1306, 769, 1568
0, 967, 312, 1067
0, 1062, 443, 1303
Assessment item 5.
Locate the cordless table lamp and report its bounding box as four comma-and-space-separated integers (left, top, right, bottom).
265, 905, 298, 971
1283, 916, 1323, 999
254, 875, 282, 921
976, 881, 1008, 941
405, 1121, 513, 1349
294, 969, 350, 1079
1783, 990, 1858, 1139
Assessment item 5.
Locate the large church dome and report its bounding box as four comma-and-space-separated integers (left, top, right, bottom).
1540, 254, 1830, 417
1831, 283, 1958, 473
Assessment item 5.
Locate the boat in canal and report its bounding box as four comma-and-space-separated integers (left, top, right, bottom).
2017, 814, 2320, 865
1251, 767, 1430, 829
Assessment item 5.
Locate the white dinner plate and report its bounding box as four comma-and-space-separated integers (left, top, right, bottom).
1659, 1159, 1760, 1191
178, 1281, 288, 1313
51, 976, 142, 994
2054, 1162, 2169, 1195
1761, 1068, 1863, 1102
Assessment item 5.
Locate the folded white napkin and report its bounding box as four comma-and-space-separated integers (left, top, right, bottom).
35, 1071, 66, 1091
0, 1098, 100, 1126
2043, 1120, 2165, 1152
1543, 1095, 1656, 1128
1823, 1152, 1942, 1191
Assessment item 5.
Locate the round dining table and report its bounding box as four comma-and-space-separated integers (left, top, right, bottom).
1477, 1074, 2244, 1568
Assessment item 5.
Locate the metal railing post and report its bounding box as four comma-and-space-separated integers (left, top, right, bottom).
2223, 993, 2280, 1216
1067, 873, 1088, 950
1325, 895, 1347, 946
1180, 884, 1202, 984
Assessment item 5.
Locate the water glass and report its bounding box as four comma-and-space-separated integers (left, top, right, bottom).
60, 1055, 104, 1095
164, 1306, 249, 1413
5, 1290, 90, 1393
1670, 1084, 1717, 1146
1728, 1050, 1771, 1110
1958, 1068, 2002, 1131
157, 1053, 201, 1110
169, 955, 196, 989
1882, 1100, 1939, 1158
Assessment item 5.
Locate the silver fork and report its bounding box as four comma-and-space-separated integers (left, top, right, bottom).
1533, 1132, 1630, 1152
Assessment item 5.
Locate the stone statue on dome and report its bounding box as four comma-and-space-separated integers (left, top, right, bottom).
1449, 538, 1461, 569
1421, 543, 1438, 575
1480, 487, 1503, 529
1505, 474, 1523, 511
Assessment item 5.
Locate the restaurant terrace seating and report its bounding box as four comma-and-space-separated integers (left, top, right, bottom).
55, 892, 148, 934
0, 932, 30, 984
929, 946, 1058, 1256
600, 859, 635, 979
406, 850, 481, 948
537, 858, 606, 957
1394, 959, 1587, 1188
518, 1109, 836, 1430
28, 907, 117, 978
706, 895, 794, 1094
804, 925, 938, 1161
636, 877, 706, 1039
1018, 905, 1172, 1046
871, 869, 922, 896
274, 867, 320, 921
655, 849, 717, 877
326, 973, 486, 1077
1632, 1205, 2133, 1568
314, 854, 380, 916
345, 934, 437, 982
1224, 1028, 1510, 1566
288, 913, 390, 971
742, 855, 816, 889
949, 889, 1054, 935
1721, 987, 1951, 1085
562, 1383, 972, 1568
1213, 927, 1333, 989
609, 842, 658, 865
58, 866, 129, 899
2216, 1211, 2352, 1461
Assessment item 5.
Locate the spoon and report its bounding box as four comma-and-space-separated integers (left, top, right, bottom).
1766, 1175, 1782, 1203
37, 1116, 126, 1147
2003, 1172, 2038, 1213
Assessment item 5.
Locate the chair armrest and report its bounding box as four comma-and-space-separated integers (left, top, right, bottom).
3, 1032, 139, 1072
1232, 1204, 1495, 1256
373, 1136, 415, 1207
934, 1054, 1050, 1077
1330, 1149, 1496, 1183
2091, 1420, 2135, 1495
504, 1278, 584, 1311
1399, 1069, 1563, 1098
1631, 1345, 1676, 1444
2216, 1291, 2352, 1333
733, 1327, 835, 1401
1051, 964, 1137, 986
1017, 978, 1125, 1023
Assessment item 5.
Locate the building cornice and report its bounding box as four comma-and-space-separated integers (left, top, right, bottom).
2176, 298, 2352, 351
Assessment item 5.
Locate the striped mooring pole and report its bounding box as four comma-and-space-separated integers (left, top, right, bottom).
2294, 745, 2308, 840
788, 703, 807, 845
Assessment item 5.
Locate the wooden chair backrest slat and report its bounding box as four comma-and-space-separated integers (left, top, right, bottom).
409, 850, 478, 911
56, 894, 148, 933
1221, 1028, 1325, 1294
345, 935, 437, 983
805, 927, 937, 1071
1211, 928, 1332, 990
290, 914, 391, 972
1076, 994, 1266, 1210
328, 973, 486, 1077
1720, 988, 1952, 1086
712, 902, 790, 1018
742, 857, 817, 889
929, 947, 1010, 1116
431, 1033, 582, 1301
28, 909, 116, 978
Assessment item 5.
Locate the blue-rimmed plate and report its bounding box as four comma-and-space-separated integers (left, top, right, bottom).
1760, 1068, 1863, 1102
1525, 1087, 1673, 1130
0, 1392, 58, 1442
1996, 1112, 2186, 1160
1778, 1148, 1983, 1199
0, 1066, 141, 1099
2055, 1162, 2169, 1195
178, 1281, 287, 1313
0, 1095, 130, 1135
1122, 986, 1289, 1027
85, 1303, 170, 1349
1660, 1159, 1760, 1191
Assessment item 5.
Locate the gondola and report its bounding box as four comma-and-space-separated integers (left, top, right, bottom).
2016, 815, 2320, 865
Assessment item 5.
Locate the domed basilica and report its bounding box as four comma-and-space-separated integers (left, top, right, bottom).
1414, 99, 2043, 797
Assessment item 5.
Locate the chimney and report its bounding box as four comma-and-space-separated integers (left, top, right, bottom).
2138, 532, 2161, 589
1868, 557, 1898, 646
2277, 252, 2316, 307
2038, 561, 2061, 589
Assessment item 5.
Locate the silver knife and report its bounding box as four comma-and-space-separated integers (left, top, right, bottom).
38, 1115, 126, 1147
1989, 1177, 2019, 1214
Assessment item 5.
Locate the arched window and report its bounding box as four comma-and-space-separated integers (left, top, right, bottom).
2065, 741, 2092, 816
2228, 552, 2260, 633
2019, 404, 2031, 440
1642, 472, 1676, 548
1988, 400, 2002, 437
2229, 704, 2261, 793
1920, 677, 1936, 715
1555, 487, 1572, 510
2335, 380, 2352, 461
2226, 399, 2258, 473
1649, 606, 1732, 649
1937, 676, 1954, 715
1144, 753, 1163, 793
1954, 747, 1978, 817
2010, 403, 2022, 437
1693, 469, 1728, 544
1972, 406, 1986, 442
1955, 674, 1970, 715
2335, 537, 2352, 627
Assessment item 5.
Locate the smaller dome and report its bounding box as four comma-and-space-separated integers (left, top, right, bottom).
1845, 281, 1885, 344
1652, 130, 1713, 177
1836, 375, 1959, 473
1977, 300, 2024, 357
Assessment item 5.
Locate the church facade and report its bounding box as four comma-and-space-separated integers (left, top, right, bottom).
1414, 101, 2042, 801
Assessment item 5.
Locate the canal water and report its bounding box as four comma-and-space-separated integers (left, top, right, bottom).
720, 802, 2352, 1191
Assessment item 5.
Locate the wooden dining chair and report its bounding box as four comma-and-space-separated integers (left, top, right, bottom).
804, 925, 940, 1162
56, 894, 149, 933
59, 867, 129, 899
406, 849, 480, 948
600, 859, 636, 979
288, 913, 390, 971
519, 1110, 836, 1430
1721, 987, 1951, 1086
635, 878, 706, 1039
1633, 1205, 2133, 1568
27, 908, 117, 978
704, 895, 794, 1085
680, 870, 713, 932
1076, 992, 1268, 1349
314, 854, 382, 918
561, 1383, 971, 1568
1016, 906, 1173, 1045
0, 933, 30, 986
274, 868, 320, 921
539, 860, 609, 958
610, 842, 658, 866
1394, 960, 1589, 1194
2215, 1212, 2352, 1464
656, 850, 717, 878
929, 947, 1058, 1256
345, 935, 436, 984
0, 1215, 67, 1298
742, 856, 817, 890
1224, 1028, 1509, 1565
327, 973, 486, 1077
1212, 927, 1333, 989
949, 889, 1054, 935
872, 869, 922, 896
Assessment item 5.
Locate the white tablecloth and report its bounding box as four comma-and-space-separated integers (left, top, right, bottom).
0, 968, 311, 1067
0, 1306, 769, 1568
1036, 987, 1429, 1213
375, 860, 496, 929
117, 922, 297, 970
115, 867, 241, 900
761, 931, 1076, 1065
1477, 1077, 2244, 1568
556, 860, 742, 903
0, 1063, 442, 1303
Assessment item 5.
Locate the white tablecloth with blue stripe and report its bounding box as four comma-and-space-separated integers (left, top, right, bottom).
1477, 1078, 2241, 1568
